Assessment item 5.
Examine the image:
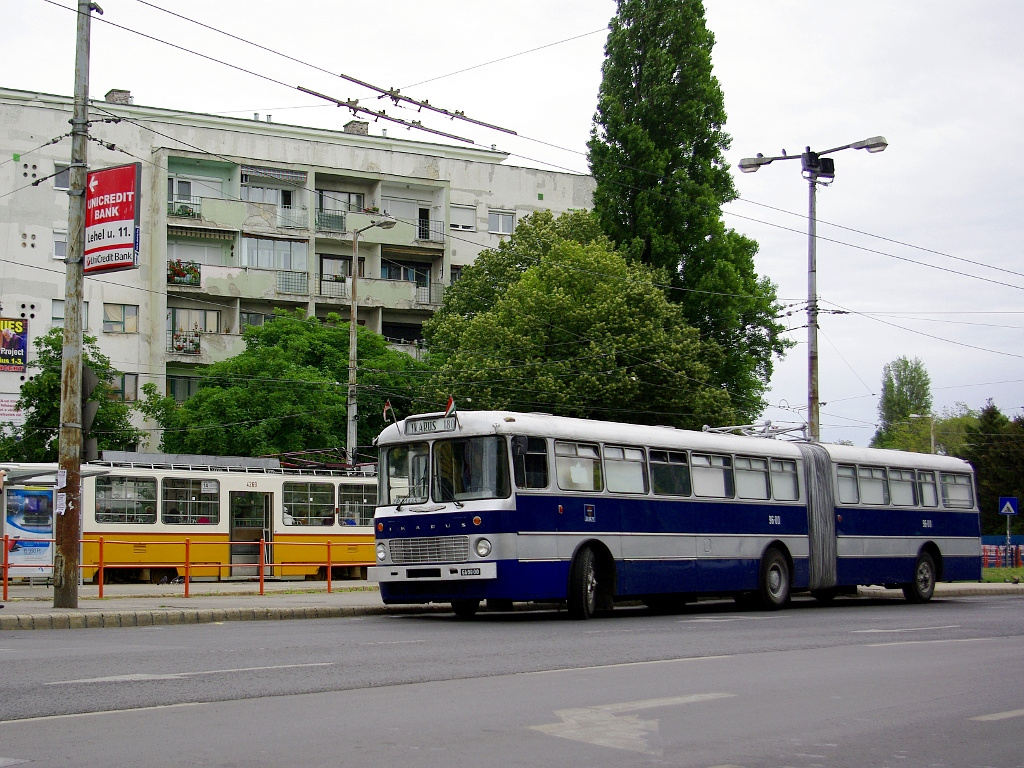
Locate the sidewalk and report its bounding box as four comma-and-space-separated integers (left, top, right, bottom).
1, 580, 1021, 631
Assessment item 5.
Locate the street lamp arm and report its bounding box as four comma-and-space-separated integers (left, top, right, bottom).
820, 136, 888, 156
738, 152, 801, 173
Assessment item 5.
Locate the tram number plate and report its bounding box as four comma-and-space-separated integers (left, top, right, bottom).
460, 567, 481, 576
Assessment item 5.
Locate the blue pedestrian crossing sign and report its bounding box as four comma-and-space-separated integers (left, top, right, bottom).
998, 497, 1019, 516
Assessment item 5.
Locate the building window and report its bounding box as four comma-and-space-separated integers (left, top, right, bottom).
167, 240, 227, 267
167, 375, 200, 403
53, 231, 67, 260
488, 210, 515, 235
316, 190, 364, 213
450, 205, 476, 231
241, 236, 307, 271
103, 303, 139, 333
54, 163, 70, 190
168, 307, 219, 334
109, 373, 139, 402
52, 299, 88, 330
450, 265, 463, 283
168, 177, 192, 201
239, 311, 275, 330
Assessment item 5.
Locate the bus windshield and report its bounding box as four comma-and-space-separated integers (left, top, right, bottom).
433, 436, 511, 503
383, 442, 430, 505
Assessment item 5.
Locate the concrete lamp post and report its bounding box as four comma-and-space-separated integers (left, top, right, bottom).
346, 213, 397, 466
739, 136, 887, 442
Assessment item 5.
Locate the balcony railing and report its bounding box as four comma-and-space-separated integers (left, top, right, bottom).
167, 259, 201, 286
317, 274, 350, 299
167, 329, 202, 355
416, 219, 445, 243
277, 270, 309, 295
315, 209, 347, 233
278, 204, 307, 229
168, 197, 202, 219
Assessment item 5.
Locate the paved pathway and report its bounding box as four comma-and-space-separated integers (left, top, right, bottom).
1, 579, 1021, 631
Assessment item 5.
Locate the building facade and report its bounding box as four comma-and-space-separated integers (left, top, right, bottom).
0, 86, 594, 442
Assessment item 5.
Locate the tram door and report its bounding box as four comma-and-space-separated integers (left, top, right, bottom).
229, 491, 273, 578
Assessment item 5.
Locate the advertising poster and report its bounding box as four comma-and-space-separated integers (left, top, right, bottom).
0, 394, 25, 427
84, 162, 142, 275
0, 317, 27, 372
4, 486, 54, 576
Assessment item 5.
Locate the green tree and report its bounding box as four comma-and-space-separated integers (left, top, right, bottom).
587, 0, 790, 412
0, 328, 145, 461
425, 217, 734, 429
138, 311, 427, 461
961, 401, 1024, 535
884, 402, 979, 456
871, 356, 932, 448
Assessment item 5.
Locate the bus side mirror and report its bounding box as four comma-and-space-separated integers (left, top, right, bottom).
511, 435, 528, 457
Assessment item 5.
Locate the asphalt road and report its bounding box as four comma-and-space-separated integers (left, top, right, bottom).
1, 595, 1022, 767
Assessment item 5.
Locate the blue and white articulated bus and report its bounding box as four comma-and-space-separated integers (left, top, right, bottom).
368, 411, 981, 619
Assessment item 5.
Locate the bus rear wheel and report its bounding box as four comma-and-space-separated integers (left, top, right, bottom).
568, 546, 599, 620
759, 548, 791, 610
451, 599, 480, 619
903, 552, 936, 603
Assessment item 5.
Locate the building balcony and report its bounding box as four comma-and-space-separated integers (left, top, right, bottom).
316, 273, 350, 299
315, 209, 347, 233
277, 270, 309, 296
167, 329, 202, 355
167, 259, 201, 286
359, 278, 446, 307
168, 197, 202, 219
416, 219, 445, 243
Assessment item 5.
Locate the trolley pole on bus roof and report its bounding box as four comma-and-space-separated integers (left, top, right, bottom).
54, 0, 102, 609
739, 136, 887, 442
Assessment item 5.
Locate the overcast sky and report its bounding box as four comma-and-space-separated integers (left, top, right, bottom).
3, 1, 1022, 445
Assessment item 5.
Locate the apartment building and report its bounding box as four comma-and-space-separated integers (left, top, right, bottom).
0, 86, 594, 435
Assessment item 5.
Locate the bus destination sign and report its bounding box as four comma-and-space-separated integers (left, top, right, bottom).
405, 416, 458, 436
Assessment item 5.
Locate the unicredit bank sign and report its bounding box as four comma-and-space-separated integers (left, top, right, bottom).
84, 162, 141, 274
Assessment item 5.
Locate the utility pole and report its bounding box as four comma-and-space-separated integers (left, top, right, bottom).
54, 0, 101, 608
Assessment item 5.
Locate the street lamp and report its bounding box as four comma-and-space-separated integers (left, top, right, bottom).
739, 136, 887, 442
908, 413, 936, 454
346, 213, 397, 466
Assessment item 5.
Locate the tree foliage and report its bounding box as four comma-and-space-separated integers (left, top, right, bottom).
138, 311, 427, 461
960, 401, 1024, 536
871, 356, 933, 448
424, 211, 735, 429
0, 328, 146, 461
587, 0, 790, 412
882, 402, 978, 456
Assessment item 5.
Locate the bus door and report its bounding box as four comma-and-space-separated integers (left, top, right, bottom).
797, 443, 837, 590
229, 491, 273, 578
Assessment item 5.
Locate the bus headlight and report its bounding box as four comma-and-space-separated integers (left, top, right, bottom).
376, 543, 387, 561
475, 538, 492, 558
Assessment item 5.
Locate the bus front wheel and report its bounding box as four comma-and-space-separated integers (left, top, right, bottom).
759, 548, 791, 610
902, 552, 936, 603
568, 546, 599, 620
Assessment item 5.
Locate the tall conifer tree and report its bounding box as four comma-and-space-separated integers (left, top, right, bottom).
588, 0, 789, 417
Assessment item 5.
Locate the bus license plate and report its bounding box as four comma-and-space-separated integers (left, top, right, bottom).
460, 567, 481, 576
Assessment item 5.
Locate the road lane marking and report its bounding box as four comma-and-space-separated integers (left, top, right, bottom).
0, 702, 203, 725
680, 615, 781, 623
524, 655, 731, 675
852, 625, 960, 633
532, 693, 735, 755
358, 640, 427, 645
971, 708, 1024, 722
865, 638, 982, 648
46, 662, 332, 685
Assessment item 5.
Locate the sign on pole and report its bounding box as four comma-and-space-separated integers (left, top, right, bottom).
84, 162, 141, 275
998, 497, 1019, 516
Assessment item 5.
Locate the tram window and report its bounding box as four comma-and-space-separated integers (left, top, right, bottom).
837, 465, 859, 504
735, 456, 770, 500
605, 446, 648, 494
94, 476, 157, 523
691, 453, 734, 498
162, 477, 219, 524
859, 466, 890, 505
889, 469, 918, 506
283, 482, 334, 526
650, 450, 691, 496
433, 436, 511, 502
555, 441, 603, 492
917, 471, 939, 507
384, 442, 429, 505
513, 436, 549, 490
770, 459, 799, 501
940, 472, 974, 509
340, 483, 376, 525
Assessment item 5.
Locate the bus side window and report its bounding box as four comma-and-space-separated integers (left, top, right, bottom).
917, 471, 938, 507
691, 453, 734, 498
889, 469, 918, 506
837, 464, 859, 504
859, 466, 889, 505
770, 459, 799, 501
735, 456, 770, 500
604, 446, 648, 494
650, 450, 691, 496
513, 436, 549, 490
940, 472, 974, 508
555, 441, 603, 492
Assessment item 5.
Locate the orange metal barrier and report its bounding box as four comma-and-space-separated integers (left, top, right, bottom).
2, 534, 371, 601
